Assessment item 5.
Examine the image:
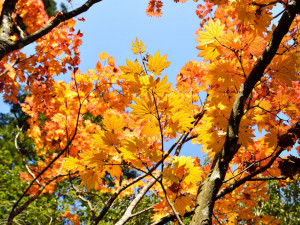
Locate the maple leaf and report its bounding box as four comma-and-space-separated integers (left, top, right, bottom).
146, 0, 163, 17
102, 131, 120, 146
269, 54, 299, 85
142, 120, 161, 137
152, 76, 172, 96
80, 150, 107, 169
131, 38, 146, 55
119, 59, 144, 75
174, 195, 193, 216
147, 51, 171, 75
80, 169, 101, 191
3, 63, 16, 79
98, 52, 109, 61
197, 45, 220, 61
184, 167, 202, 185
106, 165, 122, 178
64, 157, 80, 171
196, 19, 225, 46
130, 96, 156, 119
103, 113, 126, 133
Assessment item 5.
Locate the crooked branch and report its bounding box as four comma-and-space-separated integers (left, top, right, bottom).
0, 0, 103, 60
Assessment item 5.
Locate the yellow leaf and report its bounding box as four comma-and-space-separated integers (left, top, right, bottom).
197, 45, 220, 61
64, 157, 79, 170
79, 150, 107, 169
154, 76, 172, 96
131, 38, 146, 55
173, 156, 194, 169
106, 165, 122, 178
98, 52, 108, 61
4, 63, 16, 79
142, 120, 161, 137
184, 167, 202, 185
103, 114, 126, 133
123, 137, 148, 152
119, 59, 143, 75
196, 19, 225, 46
174, 195, 193, 216
147, 51, 171, 75
102, 131, 120, 146
120, 148, 136, 161
80, 170, 101, 191
130, 96, 155, 119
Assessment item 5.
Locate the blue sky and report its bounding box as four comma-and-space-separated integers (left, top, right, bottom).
0, 0, 204, 158
0, 0, 201, 113
0, 1, 288, 159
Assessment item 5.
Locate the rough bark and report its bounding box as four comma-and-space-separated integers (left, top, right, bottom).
0, 0, 18, 59
191, 1, 300, 225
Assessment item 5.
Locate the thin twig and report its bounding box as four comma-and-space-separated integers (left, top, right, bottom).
69, 174, 96, 220
158, 180, 185, 225
14, 126, 41, 186
130, 205, 155, 218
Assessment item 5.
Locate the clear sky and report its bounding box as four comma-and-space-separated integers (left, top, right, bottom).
71, 0, 203, 157
0, 0, 201, 113
0, 1, 293, 160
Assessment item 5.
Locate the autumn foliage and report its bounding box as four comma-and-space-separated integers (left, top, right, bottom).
1, 0, 300, 224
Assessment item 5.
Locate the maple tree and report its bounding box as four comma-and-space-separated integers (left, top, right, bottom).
1, 0, 300, 224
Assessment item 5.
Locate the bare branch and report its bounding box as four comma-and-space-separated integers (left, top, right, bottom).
223, 150, 276, 184
251, 0, 283, 8
130, 205, 155, 218
93, 172, 148, 223
14, 126, 41, 186
115, 174, 161, 225
249, 176, 287, 181
151, 210, 194, 225
69, 174, 96, 220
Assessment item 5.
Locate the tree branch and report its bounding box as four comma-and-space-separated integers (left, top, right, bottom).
216, 147, 284, 200
92, 172, 148, 224
14, 126, 41, 186
69, 174, 96, 220
114, 174, 162, 225
130, 205, 155, 218
7, 172, 77, 225
249, 176, 287, 181
151, 210, 194, 225
191, 1, 300, 223
0, 0, 103, 60
158, 180, 185, 225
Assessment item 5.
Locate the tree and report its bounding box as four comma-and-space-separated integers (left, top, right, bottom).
257, 177, 300, 224
0, 90, 64, 224
41, 0, 68, 17
1, 0, 300, 225
0, 91, 157, 224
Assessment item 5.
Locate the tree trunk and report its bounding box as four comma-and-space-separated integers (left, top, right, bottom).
191, 1, 300, 224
